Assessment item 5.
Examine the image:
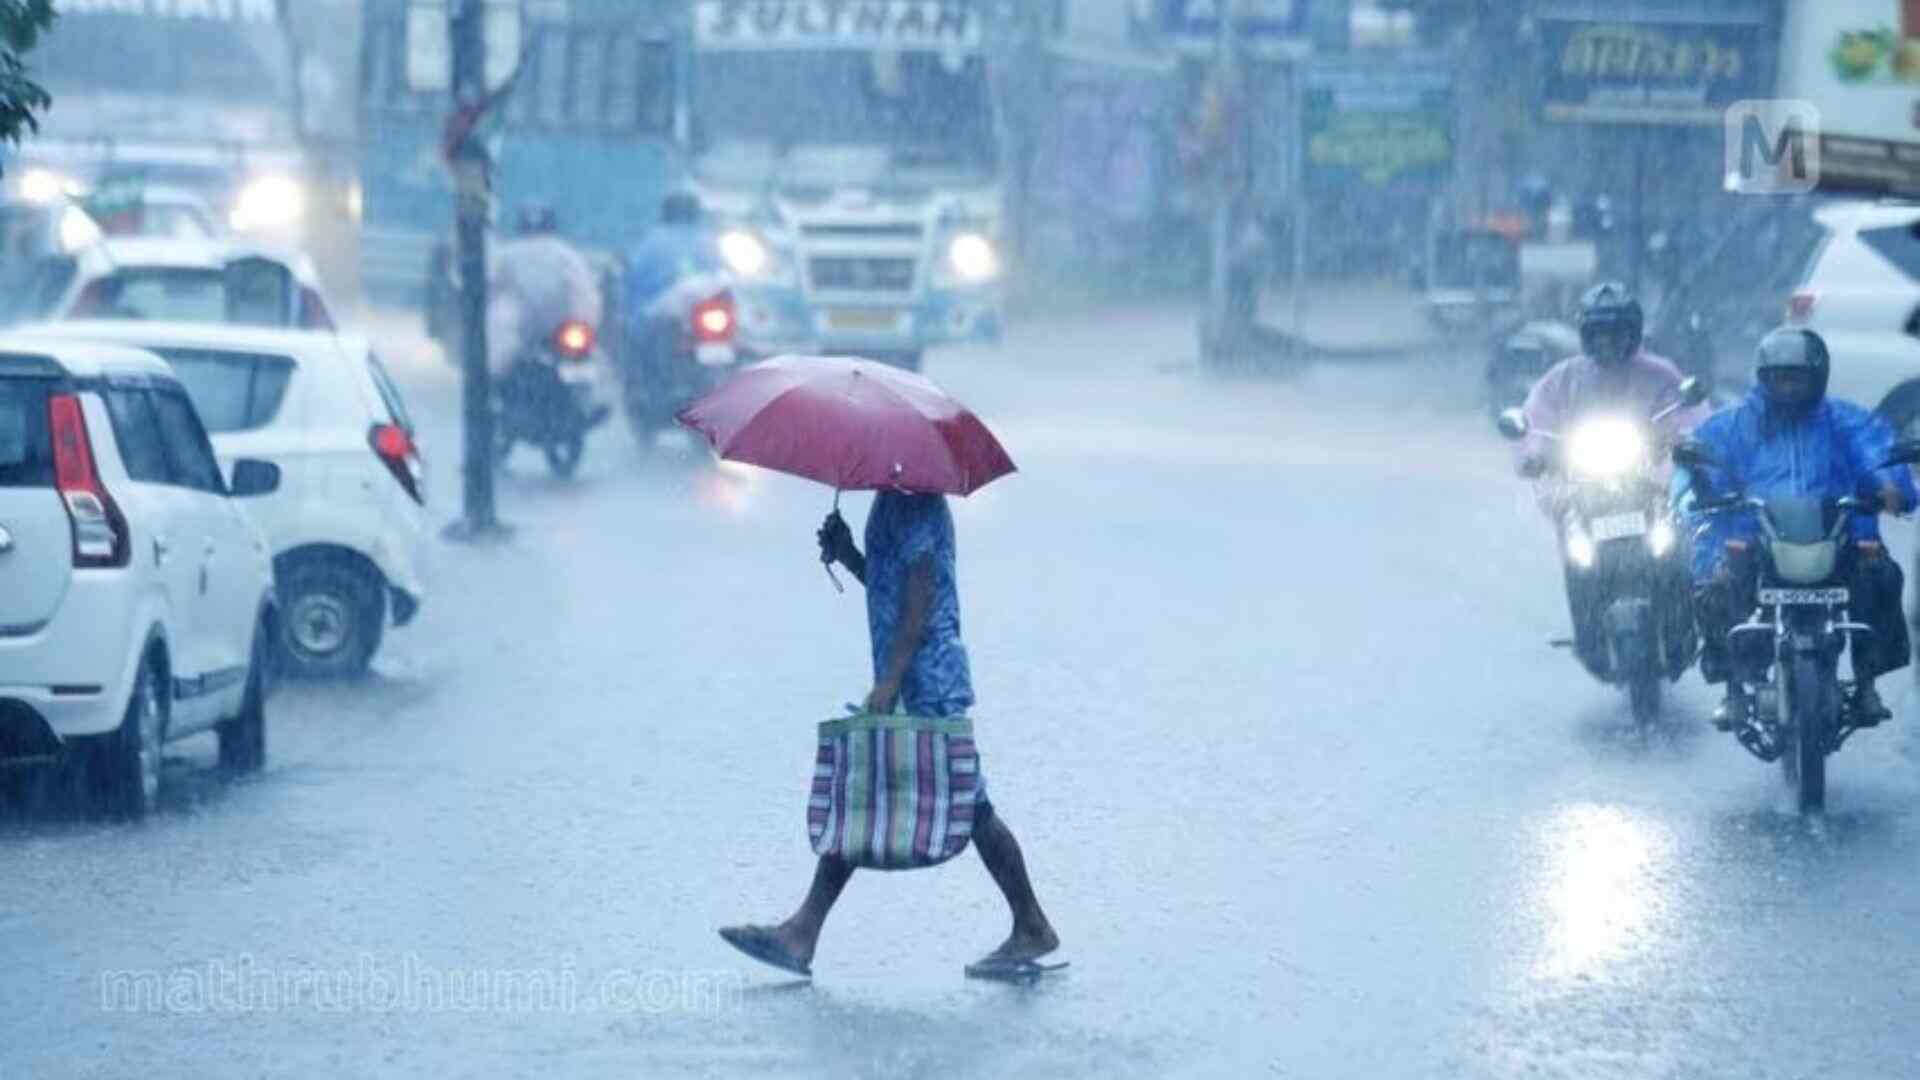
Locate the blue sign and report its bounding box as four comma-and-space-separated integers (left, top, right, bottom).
1162, 0, 1309, 41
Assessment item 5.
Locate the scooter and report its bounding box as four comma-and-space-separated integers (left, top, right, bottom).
495, 318, 612, 478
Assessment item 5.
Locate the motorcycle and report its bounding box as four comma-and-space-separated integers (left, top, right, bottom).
617, 273, 743, 448
1498, 377, 1710, 730
495, 318, 612, 478
1672, 438, 1920, 812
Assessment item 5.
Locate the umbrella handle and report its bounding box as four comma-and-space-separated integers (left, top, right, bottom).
825, 561, 845, 594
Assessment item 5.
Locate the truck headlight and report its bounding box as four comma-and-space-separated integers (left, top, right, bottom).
1565, 417, 1646, 481
230, 175, 305, 232
946, 232, 998, 283
719, 229, 769, 277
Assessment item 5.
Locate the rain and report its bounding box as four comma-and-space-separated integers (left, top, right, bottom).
5, 1, 1920, 1077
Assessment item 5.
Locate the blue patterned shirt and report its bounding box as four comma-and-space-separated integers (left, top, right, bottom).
864, 492, 974, 716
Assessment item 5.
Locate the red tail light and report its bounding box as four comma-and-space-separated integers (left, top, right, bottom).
1787, 290, 1817, 321
553, 320, 595, 358
369, 422, 425, 505
48, 393, 128, 568
692, 293, 736, 344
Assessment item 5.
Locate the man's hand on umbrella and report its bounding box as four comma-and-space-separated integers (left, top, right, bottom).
817, 512, 865, 583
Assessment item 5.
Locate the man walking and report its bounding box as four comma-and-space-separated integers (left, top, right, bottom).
719, 492, 1060, 979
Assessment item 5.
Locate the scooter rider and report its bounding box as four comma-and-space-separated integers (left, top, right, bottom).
1678, 326, 1915, 727
487, 203, 604, 376
1515, 281, 1709, 676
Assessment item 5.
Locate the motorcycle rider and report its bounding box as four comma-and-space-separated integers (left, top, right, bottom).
1515, 281, 1709, 677
617, 192, 725, 431
486, 203, 604, 377
1678, 326, 1916, 727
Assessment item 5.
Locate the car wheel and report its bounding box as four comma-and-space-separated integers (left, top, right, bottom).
89, 654, 165, 820
278, 557, 383, 679
218, 626, 269, 773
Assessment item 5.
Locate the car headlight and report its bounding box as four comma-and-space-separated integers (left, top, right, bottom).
230, 175, 305, 232
18, 168, 82, 205
945, 232, 998, 283
1565, 417, 1646, 480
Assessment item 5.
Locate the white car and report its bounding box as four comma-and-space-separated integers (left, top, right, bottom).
1786, 200, 1920, 434
0, 337, 278, 817
6, 237, 339, 331
23, 321, 430, 679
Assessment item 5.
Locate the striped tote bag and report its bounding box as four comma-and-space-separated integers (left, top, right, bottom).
807, 713, 979, 870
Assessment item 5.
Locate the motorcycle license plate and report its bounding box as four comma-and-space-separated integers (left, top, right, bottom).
695, 343, 736, 367
557, 363, 594, 384
1758, 587, 1850, 606
1589, 512, 1647, 542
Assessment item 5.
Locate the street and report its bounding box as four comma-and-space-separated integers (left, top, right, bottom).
7, 303, 1920, 1079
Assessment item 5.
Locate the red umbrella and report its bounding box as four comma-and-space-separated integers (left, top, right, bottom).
676, 355, 1016, 497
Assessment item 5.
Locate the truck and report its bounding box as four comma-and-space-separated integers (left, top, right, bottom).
685, 0, 1006, 370
364, 0, 1007, 371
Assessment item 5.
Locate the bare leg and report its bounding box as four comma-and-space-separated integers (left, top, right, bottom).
973, 803, 1060, 962
774, 855, 854, 965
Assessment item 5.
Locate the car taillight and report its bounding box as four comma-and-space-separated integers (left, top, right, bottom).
48, 393, 128, 568
692, 293, 735, 344
369, 422, 425, 506
553, 320, 595, 359
1786, 290, 1817, 321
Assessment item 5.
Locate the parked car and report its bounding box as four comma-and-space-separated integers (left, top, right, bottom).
24, 321, 429, 679
0, 337, 278, 817
0, 237, 338, 332
1777, 200, 1920, 436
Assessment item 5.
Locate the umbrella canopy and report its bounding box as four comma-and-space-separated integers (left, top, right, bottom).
675, 356, 1016, 495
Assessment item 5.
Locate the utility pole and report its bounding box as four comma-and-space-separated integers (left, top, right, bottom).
1206, 0, 1238, 368
444, 0, 505, 542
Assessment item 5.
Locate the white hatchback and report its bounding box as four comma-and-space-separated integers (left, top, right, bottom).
25, 322, 430, 678
0, 338, 278, 817
1785, 201, 1920, 433
0, 237, 338, 331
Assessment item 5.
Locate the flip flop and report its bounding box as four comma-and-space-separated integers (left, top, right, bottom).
718, 926, 812, 979
964, 956, 1070, 984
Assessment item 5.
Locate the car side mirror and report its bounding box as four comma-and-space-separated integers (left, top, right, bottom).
1672, 439, 1717, 470
1881, 440, 1920, 468
1677, 376, 1708, 408
1496, 408, 1529, 441
229, 458, 281, 498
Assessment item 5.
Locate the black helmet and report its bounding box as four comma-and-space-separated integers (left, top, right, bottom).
514, 203, 558, 235
661, 191, 701, 225
1577, 281, 1644, 368
1754, 326, 1830, 414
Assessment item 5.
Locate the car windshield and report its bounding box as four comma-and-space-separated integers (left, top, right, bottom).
70, 262, 293, 326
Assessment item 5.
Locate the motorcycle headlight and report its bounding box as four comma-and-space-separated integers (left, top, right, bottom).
1565, 417, 1647, 480
230, 175, 305, 232
945, 232, 999, 283
1566, 527, 1597, 569
1648, 520, 1676, 558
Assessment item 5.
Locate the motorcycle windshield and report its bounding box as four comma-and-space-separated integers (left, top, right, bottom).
1763, 496, 1831, 545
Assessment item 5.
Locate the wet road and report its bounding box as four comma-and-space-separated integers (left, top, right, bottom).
7, 305, 1920, 1078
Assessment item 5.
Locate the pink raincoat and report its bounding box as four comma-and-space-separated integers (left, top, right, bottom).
1515, 350, 1711, 516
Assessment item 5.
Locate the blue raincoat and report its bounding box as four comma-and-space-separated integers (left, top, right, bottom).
1674, 387, 1918, 581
